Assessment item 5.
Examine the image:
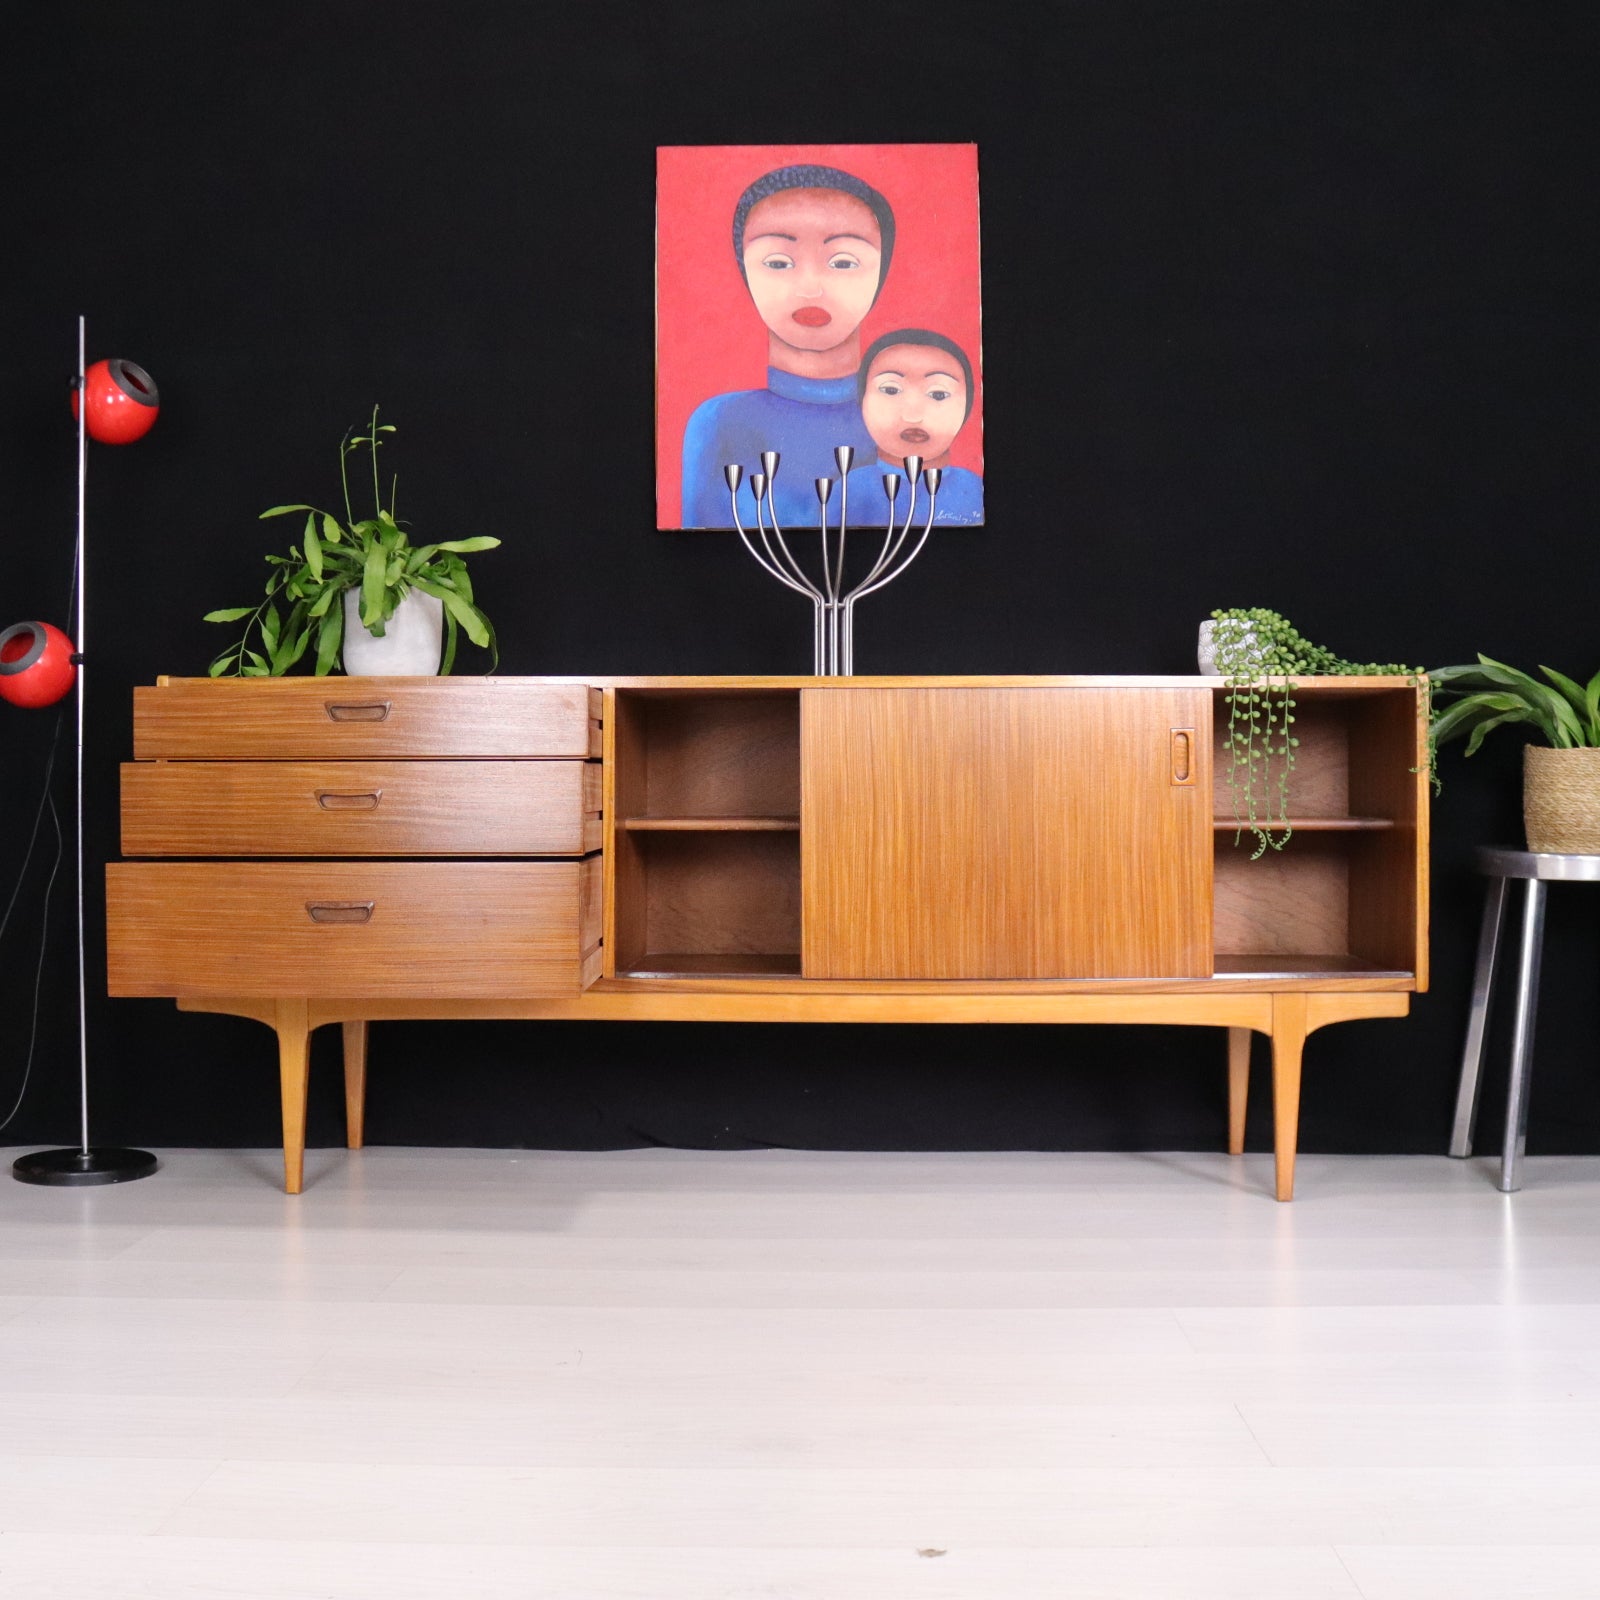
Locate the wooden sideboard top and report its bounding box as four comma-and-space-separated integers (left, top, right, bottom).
153, 673, 1424, 692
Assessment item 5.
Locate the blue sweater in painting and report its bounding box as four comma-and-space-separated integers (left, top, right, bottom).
680, 368, 876, 531
844, 461, 984, 527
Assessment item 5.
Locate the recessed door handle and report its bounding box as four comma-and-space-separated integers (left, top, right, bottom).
306, 901, 375, 924
315, 790, 382, 810
1170, 727, 1196, 785
324, 701, 391, 722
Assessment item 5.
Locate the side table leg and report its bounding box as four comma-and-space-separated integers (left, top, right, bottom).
275, 998, 311, 1196
342, 1020, 368, 1150
1450, 876, 1508, 1157
1227, 1027, 1251, 1155
1500, 878, 1547, 1194
1271, 994, 1309, 1202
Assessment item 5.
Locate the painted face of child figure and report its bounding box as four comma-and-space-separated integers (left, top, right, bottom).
740, 188, 884, 355
861, 343, 969, 468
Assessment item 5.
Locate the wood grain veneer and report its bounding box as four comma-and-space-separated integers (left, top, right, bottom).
113, 674, 1429, 1202
621, 952, 803, 979
1271, 992, 1309, 1200
625, 690, 801, 818
134, 679, 602, 760
802, 686, 1213, 979
1210, 816, 1392, 832
106, 859, 601, 998
1211, 699, 1350, 820
1208, 680, 1429, 982
121, 760, 601, 856
1214, 835, 1350, 957
606, 690, 803, 977
1346, 688, 1430, 987
533, 674, 1425, 692
637, 831, 800, 960
599, 969, 1411, 995
1227, 1026, 1251, 1155
621, 816, 798, 831
180, 988, 1410, 1030
606, 687, 650, 977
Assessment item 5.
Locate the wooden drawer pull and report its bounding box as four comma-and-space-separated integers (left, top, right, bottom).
1170, 727, 1196, 785
315, 790, 383, 811
324, 701, 392, 723
306, 901, 375, 925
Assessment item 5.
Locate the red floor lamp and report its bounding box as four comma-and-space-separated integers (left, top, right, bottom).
8, 317, 160, 1185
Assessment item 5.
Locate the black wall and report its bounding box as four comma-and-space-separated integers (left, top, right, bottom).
4, 2, 1596, 1157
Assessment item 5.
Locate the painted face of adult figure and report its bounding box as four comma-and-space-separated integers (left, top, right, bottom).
741, 189, 884, 376
861, 343, 969, 468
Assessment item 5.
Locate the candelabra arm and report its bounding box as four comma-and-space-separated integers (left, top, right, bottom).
853, 489, 902, 598
759, 489, 826, 673
762, 488, 823, 602
817, 497, 838, 607
828, 445, 855, 613
832, 475, 849, 600
844, 473, 919, 605
817, 499, 839, 674
730, 488, 811, 598
847, 486, 940, 604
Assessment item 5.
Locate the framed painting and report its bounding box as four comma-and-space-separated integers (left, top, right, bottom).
657, 143, 983, 531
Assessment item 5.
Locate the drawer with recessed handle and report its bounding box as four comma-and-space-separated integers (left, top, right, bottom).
106, 859, 602, 998
132, 678, 601, 759
120, 760, 602, 857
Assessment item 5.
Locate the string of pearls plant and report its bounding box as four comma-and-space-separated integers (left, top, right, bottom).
1208, 608, 1425, 858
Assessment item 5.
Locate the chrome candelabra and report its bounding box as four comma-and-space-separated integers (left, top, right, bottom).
724, 445, 942, 675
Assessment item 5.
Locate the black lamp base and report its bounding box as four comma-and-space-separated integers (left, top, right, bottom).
13, 1147, 159, 1186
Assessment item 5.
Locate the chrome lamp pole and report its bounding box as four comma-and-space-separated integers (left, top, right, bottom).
14, 316, 158, 1187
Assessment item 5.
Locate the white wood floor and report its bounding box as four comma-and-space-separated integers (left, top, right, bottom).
2, 1145, 1599, 1598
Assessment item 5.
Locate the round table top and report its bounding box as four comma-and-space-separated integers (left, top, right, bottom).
1477, 846, 1600, 881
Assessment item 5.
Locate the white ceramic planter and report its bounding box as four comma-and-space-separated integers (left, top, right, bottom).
1197, 619, 1262, 676
341, 589, 444, 676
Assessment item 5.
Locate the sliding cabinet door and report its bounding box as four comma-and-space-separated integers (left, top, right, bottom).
801, 687, 1212, 979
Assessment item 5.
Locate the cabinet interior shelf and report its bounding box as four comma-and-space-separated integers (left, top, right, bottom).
621, 953, 1408, 982
1213, 953, 1411, 978
621, 952, 802, 978
622, 816, 800, 832
1210, 816, 1394, 832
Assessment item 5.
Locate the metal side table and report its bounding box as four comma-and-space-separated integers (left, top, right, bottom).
1449, 846, 1600, 1191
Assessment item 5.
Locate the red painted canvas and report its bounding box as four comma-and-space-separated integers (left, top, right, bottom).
657, 143, 983, 530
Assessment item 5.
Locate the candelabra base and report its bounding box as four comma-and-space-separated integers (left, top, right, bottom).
13, 1147, 159, 1186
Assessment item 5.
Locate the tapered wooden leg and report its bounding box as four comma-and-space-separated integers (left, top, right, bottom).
1227, 1027, 1251, 1155
1270, 993, 1309, 1202
275, 998, 311, 1195
342, 1020, 368, 1150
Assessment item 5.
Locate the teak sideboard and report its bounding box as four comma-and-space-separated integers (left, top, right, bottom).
107, 675, 1429, 1199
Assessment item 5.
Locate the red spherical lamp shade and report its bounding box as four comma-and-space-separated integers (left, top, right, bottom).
0, 621, 78, 709
70, 358, 159, 444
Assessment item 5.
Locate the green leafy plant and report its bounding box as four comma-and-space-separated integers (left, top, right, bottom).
204, 408, 500, 676
1430, 657, 1600, 756
1209, 608, 1423, 858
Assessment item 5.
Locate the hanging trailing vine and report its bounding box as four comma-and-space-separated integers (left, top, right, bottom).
1208, 608, 1426, 859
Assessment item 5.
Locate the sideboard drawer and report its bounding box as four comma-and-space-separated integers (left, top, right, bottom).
122, 760, 602, 857
133, 679, 602, 760
106, 859, 602, 997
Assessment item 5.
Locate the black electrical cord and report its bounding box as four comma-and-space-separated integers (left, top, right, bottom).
0, 708, 68, 1133
1, 541, 81, 1134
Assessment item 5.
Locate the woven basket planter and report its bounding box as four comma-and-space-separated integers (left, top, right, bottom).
1524, 746, 1600, 853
